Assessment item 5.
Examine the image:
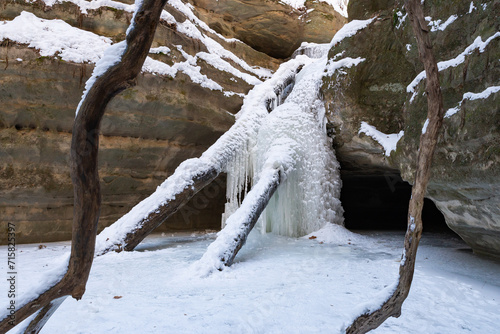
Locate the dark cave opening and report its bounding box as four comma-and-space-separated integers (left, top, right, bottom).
340, 172, 453, 233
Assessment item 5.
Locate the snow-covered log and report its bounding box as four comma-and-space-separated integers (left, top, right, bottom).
96, 165, 219, 255
197, 166, 283, 273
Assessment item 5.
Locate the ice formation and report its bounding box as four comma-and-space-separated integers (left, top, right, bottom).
221, 18, 376, 239
221, 46, 344, 238
193, 18, 376, 274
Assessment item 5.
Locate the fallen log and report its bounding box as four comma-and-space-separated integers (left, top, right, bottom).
24, 297, 66, 334
95, 164, 220, 255
196, 166, 283, 274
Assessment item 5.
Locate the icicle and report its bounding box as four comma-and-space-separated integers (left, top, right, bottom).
221, 135, 251, 227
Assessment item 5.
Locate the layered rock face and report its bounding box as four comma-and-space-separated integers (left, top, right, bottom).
0, 0, 343, 243
323, 0, 499, 257
189, 0, 346, 58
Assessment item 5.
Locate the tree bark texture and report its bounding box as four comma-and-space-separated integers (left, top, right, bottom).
0, 1, 167, 332
345, 0, 445, 332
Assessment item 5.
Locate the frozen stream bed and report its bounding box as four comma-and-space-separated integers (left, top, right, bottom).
3, 229, 500, 333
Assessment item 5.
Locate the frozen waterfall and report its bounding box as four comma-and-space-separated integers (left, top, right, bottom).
222, 44, 344, 238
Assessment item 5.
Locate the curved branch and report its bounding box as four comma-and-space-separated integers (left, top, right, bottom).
345, 0, 445, 332
0, 0, 167, 332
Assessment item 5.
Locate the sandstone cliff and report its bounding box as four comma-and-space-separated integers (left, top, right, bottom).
0, 0, 345, 243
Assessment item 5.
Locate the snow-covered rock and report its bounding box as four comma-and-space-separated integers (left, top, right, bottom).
322, 0, 500, 257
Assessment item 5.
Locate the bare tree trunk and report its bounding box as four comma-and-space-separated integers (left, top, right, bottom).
199, 167, 282, 273
0, 1, 167, 332
345, 0, 445, 332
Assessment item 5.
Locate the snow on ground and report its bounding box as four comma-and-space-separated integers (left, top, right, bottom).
2, 230, 499, 333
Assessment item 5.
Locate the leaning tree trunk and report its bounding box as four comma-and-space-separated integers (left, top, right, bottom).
96, 166, 220, 255
197, 166, 283, 274
0, 1, 167, 332
345, 0, 445, 333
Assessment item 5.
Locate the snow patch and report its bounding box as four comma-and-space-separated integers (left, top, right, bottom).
319, 0, 349, 17
0, 11, 112, 63
325, 57, 365, 76
292, 42, 331, 59
469, 1, 477, 13
40, 0, 135, 15
422, 118, 429, 134
330, 17, 376, 47
426, 15, 458, 32
149, 46, 171, 54
444, 106, 461, 118
445, 86, 500, 118
395, 11, 407, 29
279, 0, 349, 17
463, 86, 500, 101
407, 32, 500, 101
197, 51, 262, 85
359, 122, 404, 156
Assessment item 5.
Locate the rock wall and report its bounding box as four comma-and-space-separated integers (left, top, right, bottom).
322, 0, 500, 257
188, 0, 346, 59
0, 0, 342, 244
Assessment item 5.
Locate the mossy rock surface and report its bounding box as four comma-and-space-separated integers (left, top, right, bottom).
322, 0, 500, 257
